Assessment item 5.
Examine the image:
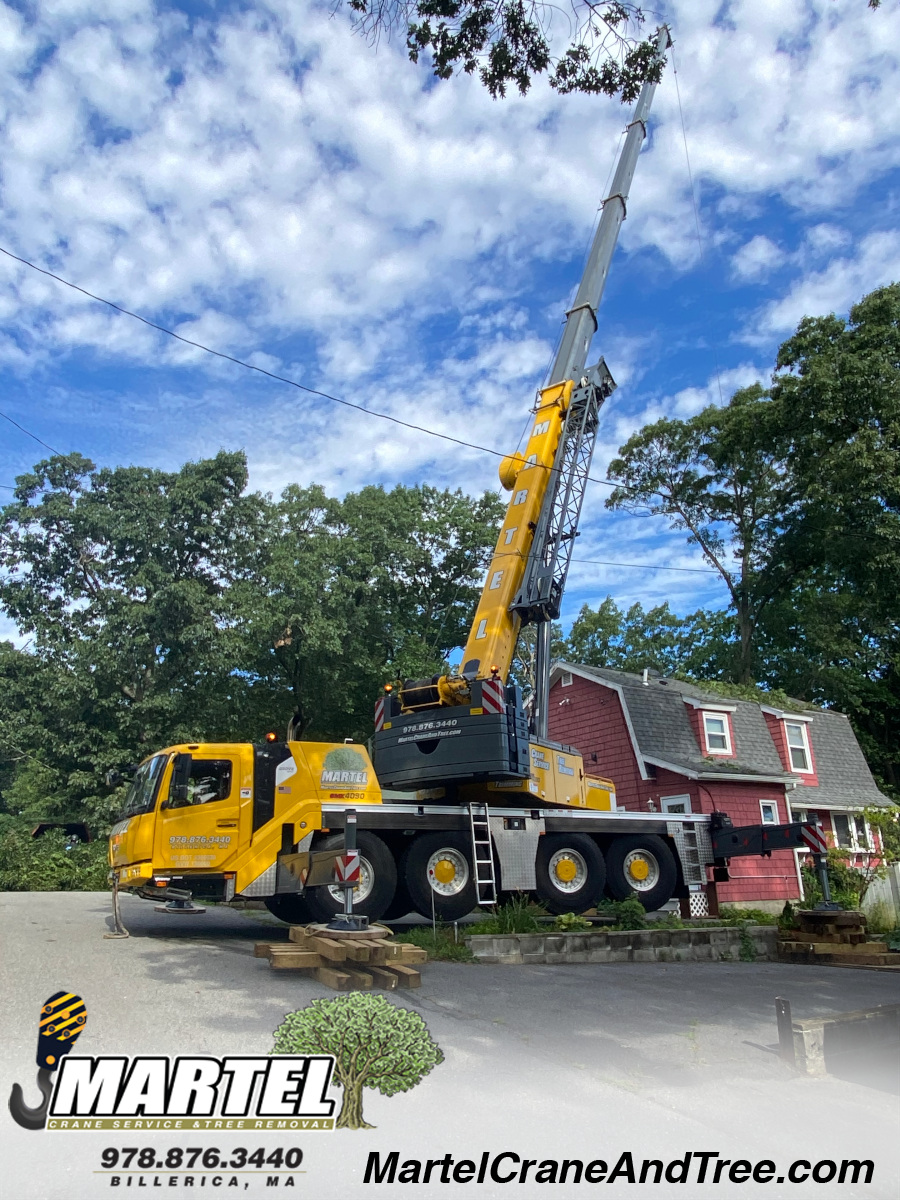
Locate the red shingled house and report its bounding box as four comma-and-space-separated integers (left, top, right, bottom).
548, 664, 891, 913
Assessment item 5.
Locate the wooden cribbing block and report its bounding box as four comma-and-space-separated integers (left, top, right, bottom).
267, 948, 323, 969
306, 936, 354, 963
398, 944, 428, 964
254, 942, 282, 958
384, 963, 422, 989
367, 966, 400, 990
340, 967, 375, 989
312, 966, 353, 990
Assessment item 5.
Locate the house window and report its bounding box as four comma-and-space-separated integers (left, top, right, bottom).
760, 800, 779, 824
854, 816, 869, 849
791, 808, 808, 824
832, 813, 853, 849
662, 794, 692, 814
784, 721, 812, 772
702, 712, 731, 754
560, 671, 573, 687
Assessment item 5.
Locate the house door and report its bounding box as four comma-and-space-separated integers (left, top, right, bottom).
661, 794, 692, 814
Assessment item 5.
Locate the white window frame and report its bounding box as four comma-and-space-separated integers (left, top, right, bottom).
661, 794, 692, 814
560, 671, 573, 688
784, 720, 813, 774
702, 711, 732, 755
759, 799, 779, 825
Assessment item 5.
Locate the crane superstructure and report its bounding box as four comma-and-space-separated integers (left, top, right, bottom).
105, 30, 816, 929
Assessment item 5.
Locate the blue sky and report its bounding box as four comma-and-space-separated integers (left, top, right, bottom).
1, 0, 899, 648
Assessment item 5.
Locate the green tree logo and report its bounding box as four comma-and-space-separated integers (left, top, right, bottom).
322, 746, 368, 772
271, 994, 443, 1129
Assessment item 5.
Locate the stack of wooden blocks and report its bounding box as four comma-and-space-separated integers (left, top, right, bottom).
778, 910, 897, 968
255, 924, 428, 990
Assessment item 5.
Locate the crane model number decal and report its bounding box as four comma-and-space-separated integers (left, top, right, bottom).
168, 836, 232, 847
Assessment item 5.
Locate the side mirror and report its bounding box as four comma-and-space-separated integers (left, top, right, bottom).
105, 770, 122, 789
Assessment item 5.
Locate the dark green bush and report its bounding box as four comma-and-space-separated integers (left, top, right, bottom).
0, 820, 109, 891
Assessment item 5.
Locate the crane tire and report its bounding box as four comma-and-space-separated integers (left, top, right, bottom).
300, 832, 398, 923
380, 879, 415, 922
535, 834, 606, 915
605, 835, 677, 911
263, 894, 315, 924
402, 832, 478, 922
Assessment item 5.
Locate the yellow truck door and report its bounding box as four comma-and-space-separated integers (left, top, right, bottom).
153, 748, 245, 873
109, 753, 170, 873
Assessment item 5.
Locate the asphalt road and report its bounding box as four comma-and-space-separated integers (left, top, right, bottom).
2, 891, 898, 1200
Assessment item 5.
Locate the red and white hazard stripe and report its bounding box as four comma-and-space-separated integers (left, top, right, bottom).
374, 696, 385, 732
800, 823, 828, 855
334, 852, 361, 884
481, 678, 505, 714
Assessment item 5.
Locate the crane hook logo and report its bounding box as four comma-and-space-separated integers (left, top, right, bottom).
8, 991, 87, 1130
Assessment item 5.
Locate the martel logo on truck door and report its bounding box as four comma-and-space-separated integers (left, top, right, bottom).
320, 747, 369, 787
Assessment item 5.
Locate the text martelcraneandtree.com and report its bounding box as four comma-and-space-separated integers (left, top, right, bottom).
363, 1151, 875, 1186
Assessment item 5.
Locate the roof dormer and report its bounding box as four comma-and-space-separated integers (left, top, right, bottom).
681, 697, 737, 758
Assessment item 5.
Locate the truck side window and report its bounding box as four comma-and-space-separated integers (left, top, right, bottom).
173, 759, 232, 806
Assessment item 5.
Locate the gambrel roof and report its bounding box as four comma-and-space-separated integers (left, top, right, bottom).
551, 663, 893, 811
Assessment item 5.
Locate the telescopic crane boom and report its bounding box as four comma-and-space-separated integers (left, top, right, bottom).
375, 26, 671, 787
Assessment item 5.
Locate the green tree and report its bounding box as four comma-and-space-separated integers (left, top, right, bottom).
563, 596, 736, 679
0, 451, 264, 826
348, 1, 663, 99
604, 386, 803, 683
271, 993, 443, 1129
232, 482, 504, 741
345, 1, 883, 100
761, 284, 900, 790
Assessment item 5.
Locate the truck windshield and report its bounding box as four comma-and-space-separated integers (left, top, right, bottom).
121, 755, 168, 819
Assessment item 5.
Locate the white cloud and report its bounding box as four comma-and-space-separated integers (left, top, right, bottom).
754, 229, 900, 336
732, 235, 784, 282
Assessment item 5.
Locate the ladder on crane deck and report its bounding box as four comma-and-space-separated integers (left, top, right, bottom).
468, 803, 497, 906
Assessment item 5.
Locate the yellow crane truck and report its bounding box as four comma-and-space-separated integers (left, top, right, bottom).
108, 27, 813, 926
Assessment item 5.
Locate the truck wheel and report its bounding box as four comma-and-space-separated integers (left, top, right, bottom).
301, 832, 398, 923
605, 835, 677, 911
535, 834, 606, 915
264, 894, 315, 924
379, 880, 415, 922
403, 833, 478, 922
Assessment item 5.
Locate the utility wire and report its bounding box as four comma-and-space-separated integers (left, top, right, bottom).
0, 244, 628, 492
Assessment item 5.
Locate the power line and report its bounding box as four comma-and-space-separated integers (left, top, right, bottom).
0, 407, 70, 461
572, 556, 719, 575
0, 244, 628, 492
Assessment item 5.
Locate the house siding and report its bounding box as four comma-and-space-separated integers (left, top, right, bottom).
550, 674, 644, 808
549, 673, 802, 904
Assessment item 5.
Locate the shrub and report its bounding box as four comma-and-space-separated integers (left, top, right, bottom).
471, 894, 548, 934
392, 925, 474, 962
0, 821, 109, 891
554, 911, 591, 932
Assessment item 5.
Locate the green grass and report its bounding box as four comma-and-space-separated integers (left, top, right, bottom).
391, 925, 475, 962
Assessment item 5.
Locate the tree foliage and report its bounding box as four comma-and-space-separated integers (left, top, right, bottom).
347, 0, 665, 98
602, 283, 899, 794
271, 993, 443, 1129
0, 458, 503, 841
